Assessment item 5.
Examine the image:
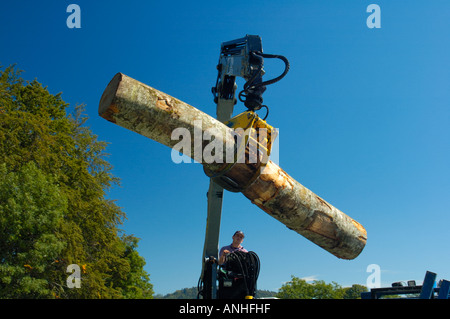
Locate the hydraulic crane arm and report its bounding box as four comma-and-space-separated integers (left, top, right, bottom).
199, 35, 289, 299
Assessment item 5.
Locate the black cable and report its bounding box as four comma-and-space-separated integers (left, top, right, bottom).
238, 51, 290, 116
223, 251, 260, 298
232, 252, 250, 296
252, 51, 290, 87
261, 105, 269, 120
197, 276, 203, 299
249, 251, 260, 294
241, 51, 289, 94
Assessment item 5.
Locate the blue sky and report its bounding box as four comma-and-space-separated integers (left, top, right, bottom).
1, 1, 449, 296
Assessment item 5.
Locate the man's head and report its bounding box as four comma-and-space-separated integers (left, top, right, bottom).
232, 230, 245, 246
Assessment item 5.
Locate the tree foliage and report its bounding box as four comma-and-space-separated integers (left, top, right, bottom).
0, 64, 153, 298
276, 275, 367, 299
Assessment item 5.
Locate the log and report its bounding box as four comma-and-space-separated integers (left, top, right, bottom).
99, 73, 367, 259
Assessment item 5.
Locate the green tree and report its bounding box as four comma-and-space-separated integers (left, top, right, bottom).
0, 64, 153, 298
0, 162, 67, 298
311, 280, 344, 299
113, 235, 154, 299
276, 276, 314, 299
342, 284, 368, 299
276, 276, 349, 299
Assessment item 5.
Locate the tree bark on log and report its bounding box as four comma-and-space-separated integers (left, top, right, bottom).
99, 73, 367, 260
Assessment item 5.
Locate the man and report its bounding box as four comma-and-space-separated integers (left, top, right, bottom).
218, 230, 248, 265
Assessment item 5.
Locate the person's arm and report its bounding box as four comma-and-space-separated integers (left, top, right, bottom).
219, 249, 230, 265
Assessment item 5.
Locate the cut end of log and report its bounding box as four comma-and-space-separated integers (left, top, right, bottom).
99, 73, 124, 123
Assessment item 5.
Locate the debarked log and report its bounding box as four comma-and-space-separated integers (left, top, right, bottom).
98, 73, 367, 260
